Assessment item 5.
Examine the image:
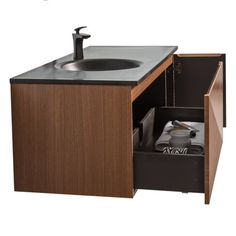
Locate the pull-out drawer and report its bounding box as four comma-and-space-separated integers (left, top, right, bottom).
133, 61, 224, 204
134, 107, 205, 193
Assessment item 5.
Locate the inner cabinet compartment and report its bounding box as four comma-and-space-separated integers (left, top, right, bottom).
174, 54, 226, 127
132, 54, 225, 202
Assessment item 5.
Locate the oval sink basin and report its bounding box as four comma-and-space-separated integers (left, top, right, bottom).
57, 58, 142, 71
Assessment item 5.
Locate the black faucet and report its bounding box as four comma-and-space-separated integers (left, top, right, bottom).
73, 26, 91, 60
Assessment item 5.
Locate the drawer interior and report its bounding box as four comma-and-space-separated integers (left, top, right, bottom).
133, 107, 204, 193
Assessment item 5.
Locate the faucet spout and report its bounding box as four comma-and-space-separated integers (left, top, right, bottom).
73, 26, 91, 60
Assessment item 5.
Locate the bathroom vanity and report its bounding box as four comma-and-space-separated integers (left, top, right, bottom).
10, 45, 226, 204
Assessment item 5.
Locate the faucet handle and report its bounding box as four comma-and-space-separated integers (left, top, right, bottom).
74, 26, 91, 38
74, 26, 87, 34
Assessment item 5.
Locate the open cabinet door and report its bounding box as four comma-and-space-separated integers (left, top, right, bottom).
204, 62, 224, 204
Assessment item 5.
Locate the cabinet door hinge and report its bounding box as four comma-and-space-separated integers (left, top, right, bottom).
174, 62, 182, 74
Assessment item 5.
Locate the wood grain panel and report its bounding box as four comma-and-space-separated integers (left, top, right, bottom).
131, 56, 173, 102
11, 84, 133, 197
204, 62, 223, 204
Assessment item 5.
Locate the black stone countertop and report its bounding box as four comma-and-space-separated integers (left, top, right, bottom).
10, 46, 177, 85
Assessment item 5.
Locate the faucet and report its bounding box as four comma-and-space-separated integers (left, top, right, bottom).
73, 26, 91, 60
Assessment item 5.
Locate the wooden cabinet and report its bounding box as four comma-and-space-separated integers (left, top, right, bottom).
11, 53, 226, 204
11, 85, 133, 197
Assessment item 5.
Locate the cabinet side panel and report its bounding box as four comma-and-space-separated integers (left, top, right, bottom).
11, 84, 133, 197
204, 63, 223, 204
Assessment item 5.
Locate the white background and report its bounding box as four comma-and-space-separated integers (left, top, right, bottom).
0, 0, 235, 235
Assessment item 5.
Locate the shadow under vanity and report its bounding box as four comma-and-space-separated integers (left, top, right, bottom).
10, 48, 226, 204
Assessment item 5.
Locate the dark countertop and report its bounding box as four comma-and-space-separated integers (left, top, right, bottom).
10, 46, 177, 85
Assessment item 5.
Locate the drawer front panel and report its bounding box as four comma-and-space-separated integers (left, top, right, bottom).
204, 62, 224, 204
